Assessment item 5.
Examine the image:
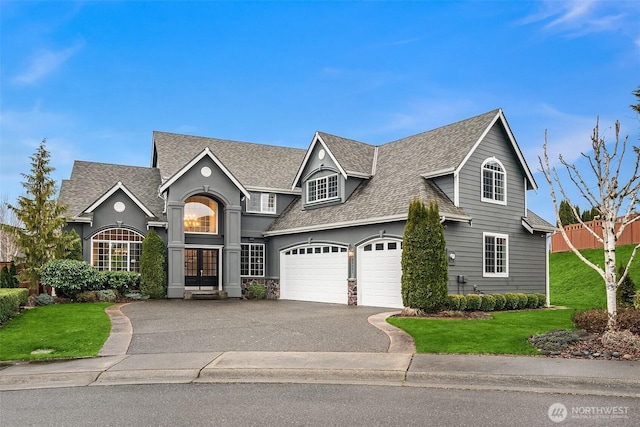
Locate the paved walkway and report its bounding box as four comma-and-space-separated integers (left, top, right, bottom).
1, 302, 639, 397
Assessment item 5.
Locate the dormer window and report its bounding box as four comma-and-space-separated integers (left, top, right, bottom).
481, 158, 506, 204
247, 192, 276, 214
307, 174, 338, 203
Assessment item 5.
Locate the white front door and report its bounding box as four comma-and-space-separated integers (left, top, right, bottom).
357, 239, 403, 308
280, 244, 349, 304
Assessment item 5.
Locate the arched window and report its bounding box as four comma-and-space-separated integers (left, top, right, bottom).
481, 158, 506, 204
92, 228, 144, 272
184, 196, 218, 233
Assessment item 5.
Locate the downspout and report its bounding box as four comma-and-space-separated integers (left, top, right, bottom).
545, 233, 550, 307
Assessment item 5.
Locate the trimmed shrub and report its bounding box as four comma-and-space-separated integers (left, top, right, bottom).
479, 294, 496, 311
35, 293, 55, 306
573, 308, 639, 334
40, 259, 102, 298
140, 230, 166, 299
96, 289, 117, 302
529, 329, 581, 352
515, 293, 529, 309
617, 265, 637, 306
0, 288, 27, 324
100, 270, 140, 294
76, 291, 97, 303
504, 293, 519, 310
601, 329, 640, 351
465, 293, 481, 311
493, 294, 506, 311
526, 294, 539, 309
446, 294, 466, 311
535, 293, 547, 308
248, 283, 266, 300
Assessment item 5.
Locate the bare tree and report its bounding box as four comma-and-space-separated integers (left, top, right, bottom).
0, 194, 20, 262
540, 118, 639, 330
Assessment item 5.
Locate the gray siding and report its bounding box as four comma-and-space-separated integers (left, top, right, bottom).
432, 175, 455, 202
450, 123, 546, 294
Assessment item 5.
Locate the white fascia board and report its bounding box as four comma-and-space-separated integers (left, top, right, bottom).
245, 186, 302, 195
345, 171, 372, 179
70, 216, 93, 224
455, 109, 537, 191
421, 167, 455, 179
159, 147, 251, 200
85, 181, 155, 217
291, 132, 348, 190
264, 214, 408, 237
263, 211, 471, 237
147, 221, 168, 229
522, 218, 556, 234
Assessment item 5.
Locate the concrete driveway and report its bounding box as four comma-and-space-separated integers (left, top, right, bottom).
121, 299, 395, 354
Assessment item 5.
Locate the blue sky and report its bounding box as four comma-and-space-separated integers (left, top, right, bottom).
1, 0, 639, 223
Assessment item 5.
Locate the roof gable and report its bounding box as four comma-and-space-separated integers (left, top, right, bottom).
153, 131, 305, 192
158, 147, 251, 199
59, 161, 164, 219
85, 181, 155, 217
292, 131, 376, 189
455, 109, 537, 191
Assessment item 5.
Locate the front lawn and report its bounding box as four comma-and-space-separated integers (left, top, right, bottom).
387, 309, 574, 354
0, 302, 112, 361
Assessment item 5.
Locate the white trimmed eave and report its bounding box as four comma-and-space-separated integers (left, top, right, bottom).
522, 218, 557, 234
246, 186, 302, 196
421, 167, 455, 179
159, 147, 251, 200
263, 211, 472, 237
147, 220, 168, 229
84, 181, 155, 217
455, 109, 538, 192
291, 132, 348, 190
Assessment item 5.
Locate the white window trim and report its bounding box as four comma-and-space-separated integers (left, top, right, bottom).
483, 232, 509, 278
246, 192, 277, 214
480, 157, 507, 205
241, 243, 265, 277
306, 174, 339, 204
91, 228, 144, 272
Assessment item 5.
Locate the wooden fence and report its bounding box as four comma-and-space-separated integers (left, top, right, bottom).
551, 215, 640, 253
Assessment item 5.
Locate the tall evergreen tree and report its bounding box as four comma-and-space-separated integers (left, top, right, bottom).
558, 199, 579, 225
401, 198, 448, 312
8, 139, 71, 291
140, 229, 166, 298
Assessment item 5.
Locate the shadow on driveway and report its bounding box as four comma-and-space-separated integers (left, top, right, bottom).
122, 299, 395, 354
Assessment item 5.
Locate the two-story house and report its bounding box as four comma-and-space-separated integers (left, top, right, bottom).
59, 108, 555, 308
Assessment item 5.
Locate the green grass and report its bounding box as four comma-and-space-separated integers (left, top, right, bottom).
388, 309, 574, 354
0, 302, 112, 361
549, 244, 639, 310
388, 244, 639, 354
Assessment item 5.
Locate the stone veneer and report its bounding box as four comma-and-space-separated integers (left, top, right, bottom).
348, 279, 357, 305
240, 278, 280, 300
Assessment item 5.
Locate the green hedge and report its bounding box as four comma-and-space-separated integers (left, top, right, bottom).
444, 292, 547, 312
0, 288, 28, 325
40, 259, 102, 298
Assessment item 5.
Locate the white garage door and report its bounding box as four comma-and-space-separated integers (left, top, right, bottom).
358, 239, 403, 308
280, 244, 349, 304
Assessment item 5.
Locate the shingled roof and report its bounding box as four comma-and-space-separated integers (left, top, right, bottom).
316, 132, 377, 177
59, 161, 164, 220
266, 110, 503, 234
152, 132, 306, 192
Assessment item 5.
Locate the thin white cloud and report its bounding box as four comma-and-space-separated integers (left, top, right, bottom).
518, 0, 633, 37
13, 40, 84, 85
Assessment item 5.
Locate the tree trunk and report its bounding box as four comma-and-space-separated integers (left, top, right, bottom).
602, 215, 618, 330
